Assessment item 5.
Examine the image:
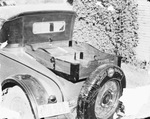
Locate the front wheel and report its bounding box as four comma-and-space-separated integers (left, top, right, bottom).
77, 65, 126, 119
1, 86, 35, 119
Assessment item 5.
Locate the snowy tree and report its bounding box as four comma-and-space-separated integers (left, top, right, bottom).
73, 0, 138, 64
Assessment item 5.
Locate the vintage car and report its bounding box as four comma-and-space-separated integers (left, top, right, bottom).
0, 3, 126, 119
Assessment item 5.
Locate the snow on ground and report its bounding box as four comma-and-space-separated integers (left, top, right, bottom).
0, 84, 20, 119
119, 63, 150, 119
120, 85, 150, 118
122, 63, 150, 88
0, 106, 20, 119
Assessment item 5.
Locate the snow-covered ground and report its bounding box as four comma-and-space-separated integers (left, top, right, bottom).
119, 85, 150, 118
118, 63, 150, 119
0, 84, 20, 119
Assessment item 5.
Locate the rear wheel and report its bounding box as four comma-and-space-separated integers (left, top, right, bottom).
94, 80, 120, 119
77, 65, 125, 119
1, 86, 35, 119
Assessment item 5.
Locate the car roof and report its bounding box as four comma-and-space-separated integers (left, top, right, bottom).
0, 3, 73, 20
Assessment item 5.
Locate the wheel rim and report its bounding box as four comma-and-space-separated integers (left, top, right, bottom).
95, 80, 120, 118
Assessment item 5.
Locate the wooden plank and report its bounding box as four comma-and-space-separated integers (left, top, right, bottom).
55, 59, 71, 75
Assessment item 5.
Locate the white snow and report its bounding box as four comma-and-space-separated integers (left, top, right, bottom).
120, 85, 150, 118
96, 1, 115, 12
0, 41, 8, 49
0, 106, 20, 119
0, 84, 20, 119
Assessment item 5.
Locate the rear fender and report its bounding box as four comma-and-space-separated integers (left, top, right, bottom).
95, 63, 126, 89
2, 74, 49, 119
83, 63, 126, 94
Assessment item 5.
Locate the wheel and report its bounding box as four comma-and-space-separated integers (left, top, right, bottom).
1, 86, 35, 119
77, 65, 125, 119
94, 80, 120, 119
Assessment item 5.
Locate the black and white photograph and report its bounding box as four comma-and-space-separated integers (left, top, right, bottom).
0, 0, 150, 119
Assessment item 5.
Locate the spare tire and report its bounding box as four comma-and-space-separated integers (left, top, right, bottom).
77, 64, 126, 119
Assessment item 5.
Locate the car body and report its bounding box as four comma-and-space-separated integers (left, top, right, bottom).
0, 3, 126, 119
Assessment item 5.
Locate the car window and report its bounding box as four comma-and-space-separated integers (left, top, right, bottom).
33, 21, 65, 34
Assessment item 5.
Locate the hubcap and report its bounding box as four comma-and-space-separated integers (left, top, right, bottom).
95, 80, 120, 118
101, 91, 113, 107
